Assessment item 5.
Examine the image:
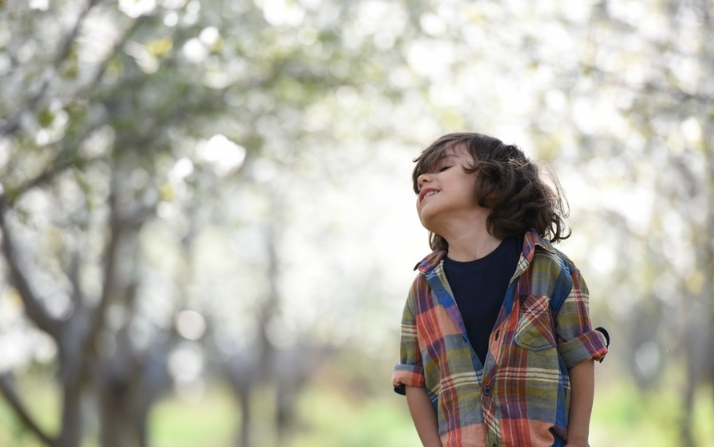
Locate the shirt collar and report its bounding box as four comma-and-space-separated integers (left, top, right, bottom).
414, 228, 556, 274
414, 250, 447, 273
521, 228, 556, 264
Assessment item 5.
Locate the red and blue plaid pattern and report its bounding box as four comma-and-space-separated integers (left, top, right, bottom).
393, 230, 608, 447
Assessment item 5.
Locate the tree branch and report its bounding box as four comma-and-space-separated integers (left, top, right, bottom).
0, 373, 55, 446
81, 16, 147, 98
8, 154, 104, 205
4, 113, 109, 206
53, 0, 102, 68
0, 0, 102, 136
0, 198, 62, 340
1, 14, 145, 199
67, 250, 85, 305
577, 62, 714, 104
78, 175, 128, 365
3, 17, 146, 205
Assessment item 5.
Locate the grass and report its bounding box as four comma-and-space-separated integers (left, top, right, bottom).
0, 372, 60, 447
1, 375, 714, 447
590, 382, 714, 447
150, 385, 237, 447
289, 384, 420, 447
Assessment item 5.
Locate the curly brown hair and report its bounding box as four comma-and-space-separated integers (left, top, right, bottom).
412, 133, 570, 251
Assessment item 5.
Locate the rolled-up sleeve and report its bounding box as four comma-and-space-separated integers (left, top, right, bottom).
392, 287, 425, 395
555, 266, 609, 369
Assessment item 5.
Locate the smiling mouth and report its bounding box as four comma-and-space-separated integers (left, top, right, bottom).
420, 189, 439, 203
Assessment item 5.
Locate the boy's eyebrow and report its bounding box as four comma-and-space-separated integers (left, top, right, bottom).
437, 154, 459, 163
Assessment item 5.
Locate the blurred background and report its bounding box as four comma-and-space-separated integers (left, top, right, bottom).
0, 0, 712, 446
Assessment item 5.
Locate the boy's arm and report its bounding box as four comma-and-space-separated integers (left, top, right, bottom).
554, 265, 608, 446
565, 359, 595, 447
405, 385, 442, 447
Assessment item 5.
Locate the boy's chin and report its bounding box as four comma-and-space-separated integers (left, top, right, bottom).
418, 214, 440, 234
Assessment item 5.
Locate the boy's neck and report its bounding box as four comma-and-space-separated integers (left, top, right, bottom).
444, 226, 502, 262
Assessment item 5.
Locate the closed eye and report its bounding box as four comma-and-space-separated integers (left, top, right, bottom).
438, 165, 451, 172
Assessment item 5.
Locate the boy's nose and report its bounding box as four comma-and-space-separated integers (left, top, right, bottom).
417, 173, 433, 190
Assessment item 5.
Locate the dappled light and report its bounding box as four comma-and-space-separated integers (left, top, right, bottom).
1, 0, 714, 446
175, 310, 206, 341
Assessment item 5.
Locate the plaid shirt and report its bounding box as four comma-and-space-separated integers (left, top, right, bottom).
393, 230, 608, 447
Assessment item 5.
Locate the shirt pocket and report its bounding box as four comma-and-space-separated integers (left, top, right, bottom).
514, 295, 557, 351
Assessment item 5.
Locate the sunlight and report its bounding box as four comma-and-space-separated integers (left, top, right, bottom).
406, 39, 454, 79
261, 0, 305, 27
182, 38, 208, 64
176, 310, 207, 341
198, 134, 247, 176
119, 0, 157, 18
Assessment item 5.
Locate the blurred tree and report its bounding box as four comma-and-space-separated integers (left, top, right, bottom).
1, 0, 415, 446
5, 0, 710, 445
0, 0, 234, 446
559, 2, 714, 444
500, 1, 714, 444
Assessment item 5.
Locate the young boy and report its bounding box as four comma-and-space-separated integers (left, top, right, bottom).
392, 133, 609, 447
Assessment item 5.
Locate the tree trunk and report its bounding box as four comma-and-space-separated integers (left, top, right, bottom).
699, 0, 714, 407
97, 373, 149, 447
55, 382, 83, 447
701, 88, 714, 406
680, 319, 697, 447
135, 407, 149, 447
99, 395, 129, 447
237, 391, 251, 447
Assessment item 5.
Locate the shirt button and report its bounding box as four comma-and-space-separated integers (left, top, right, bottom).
483, 385, 491, 396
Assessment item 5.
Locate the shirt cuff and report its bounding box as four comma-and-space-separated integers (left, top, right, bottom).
557, 328, 609, 368
392, 363, 425, 395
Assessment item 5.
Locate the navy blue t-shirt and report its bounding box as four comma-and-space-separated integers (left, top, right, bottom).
443, 235, 523, 365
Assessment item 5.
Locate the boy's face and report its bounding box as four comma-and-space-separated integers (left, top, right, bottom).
415, 144, 481, 232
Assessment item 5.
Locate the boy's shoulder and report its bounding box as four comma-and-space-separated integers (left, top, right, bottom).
526, 242, 581, 302
406, 250, 446, 304
526, 231, 578, 273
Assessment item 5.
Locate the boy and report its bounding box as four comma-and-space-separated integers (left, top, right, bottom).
392, 133, 609, 447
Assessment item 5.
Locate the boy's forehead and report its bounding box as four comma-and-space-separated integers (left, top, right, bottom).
436, 144, 470, 163
444, 143, 470, 157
